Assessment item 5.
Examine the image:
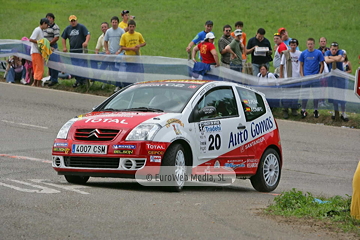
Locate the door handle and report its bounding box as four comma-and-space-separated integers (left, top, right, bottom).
237, 124, 246, 130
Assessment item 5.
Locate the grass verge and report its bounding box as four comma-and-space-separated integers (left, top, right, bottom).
265, 188, 360, 237
271, 108, 360, 129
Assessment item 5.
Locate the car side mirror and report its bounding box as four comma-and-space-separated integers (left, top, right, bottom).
198, 106, 217, 118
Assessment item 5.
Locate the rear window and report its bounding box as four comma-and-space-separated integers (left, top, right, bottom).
236, 87, 266, 121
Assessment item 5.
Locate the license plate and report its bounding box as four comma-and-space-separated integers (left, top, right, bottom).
72, 144, 107, 154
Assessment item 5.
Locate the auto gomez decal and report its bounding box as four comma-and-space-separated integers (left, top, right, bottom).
228, 116, 274, 149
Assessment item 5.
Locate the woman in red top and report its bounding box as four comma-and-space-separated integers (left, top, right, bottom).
192, 32, 219, 67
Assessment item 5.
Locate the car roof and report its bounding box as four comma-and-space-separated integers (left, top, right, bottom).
137, 79, 212, 85
135, 79, 264, 96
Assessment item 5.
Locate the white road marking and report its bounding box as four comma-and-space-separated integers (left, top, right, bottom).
30, 179, 90, 194
1, 120, 48, 129
0, 179, 60, 193
0, 154, 51, 163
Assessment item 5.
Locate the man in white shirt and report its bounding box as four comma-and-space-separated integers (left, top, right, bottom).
279, 38, 302, 118
95, 22, 109, 54
29, 18, 49, 87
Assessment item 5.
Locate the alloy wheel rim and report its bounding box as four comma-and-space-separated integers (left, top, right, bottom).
174, 150, 186, 186
263, 153, 279, 186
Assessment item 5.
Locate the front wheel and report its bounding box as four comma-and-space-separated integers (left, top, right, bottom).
64, 175, 90, 184
161, 143, 187, 192
250, 148, 281, 192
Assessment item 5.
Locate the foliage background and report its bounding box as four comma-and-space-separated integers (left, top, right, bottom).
0, 0, 359, 73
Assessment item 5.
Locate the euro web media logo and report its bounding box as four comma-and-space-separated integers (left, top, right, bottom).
135, 166, 236, 187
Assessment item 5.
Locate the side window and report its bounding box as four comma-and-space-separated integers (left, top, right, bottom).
195, 87, 239, 120
236, 87, 266, 121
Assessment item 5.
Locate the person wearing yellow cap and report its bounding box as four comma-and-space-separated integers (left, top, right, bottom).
61, 15, 91, 87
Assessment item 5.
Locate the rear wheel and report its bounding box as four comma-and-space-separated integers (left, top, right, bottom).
250, 148, 281, 192
161, 143, 186, 192
64, 175, 90, 184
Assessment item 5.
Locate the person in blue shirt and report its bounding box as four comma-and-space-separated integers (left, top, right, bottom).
299, 38, 324, 118
324, 42, 348, 121
186, 20, 214, 60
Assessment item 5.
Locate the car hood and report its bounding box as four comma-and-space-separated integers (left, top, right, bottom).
73, 111, 182, 130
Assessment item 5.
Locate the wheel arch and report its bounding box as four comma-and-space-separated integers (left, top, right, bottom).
166, 139, 193, 167
264, 144, 282, 168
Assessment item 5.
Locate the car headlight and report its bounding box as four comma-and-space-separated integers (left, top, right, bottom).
126, 123, 161, 141
56, 118, 77, 139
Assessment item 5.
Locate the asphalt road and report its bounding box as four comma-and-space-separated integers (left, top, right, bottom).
0, 82, 359, 240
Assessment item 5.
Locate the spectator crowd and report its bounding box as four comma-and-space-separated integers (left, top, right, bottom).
4, 10, 146, 92
2, 16, 356, 122
186, 20, 355, 122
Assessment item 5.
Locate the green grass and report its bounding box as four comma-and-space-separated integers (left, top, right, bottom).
265, 188, 360, 237
0, 0, 359, 74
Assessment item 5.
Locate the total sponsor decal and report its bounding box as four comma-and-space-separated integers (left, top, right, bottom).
146, 143, 166, 150
85, 118, 128, 124
53, 147, 70, 154
150, 155, 162, 163
148, 151, 164, 155
54, 143, 68, 147
114, 150, 133, 154
198, 120, 221, 133
113, 145, 136, 149
228, 116, 274, 148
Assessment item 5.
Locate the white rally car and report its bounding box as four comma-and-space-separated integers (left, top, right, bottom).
52, 80, 282, 192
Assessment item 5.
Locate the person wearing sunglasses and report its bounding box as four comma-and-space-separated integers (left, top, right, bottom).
218, 25, 233, 68
324, 42, 348, 121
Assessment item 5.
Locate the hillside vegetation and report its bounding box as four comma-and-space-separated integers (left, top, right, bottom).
1, 0, 359, 73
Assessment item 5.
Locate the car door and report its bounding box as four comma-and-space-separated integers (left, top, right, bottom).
190, 85, 253, 171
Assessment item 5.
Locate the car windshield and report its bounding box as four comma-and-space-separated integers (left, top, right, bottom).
100, 82, 200, 113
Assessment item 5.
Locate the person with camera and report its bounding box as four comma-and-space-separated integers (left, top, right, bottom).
5, 56, 26, 84
119, 10, 135, 32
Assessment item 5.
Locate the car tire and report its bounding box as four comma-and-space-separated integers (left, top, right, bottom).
161, 143, 187, 192
250, 148, 281, 192
64, 175, 90, 184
